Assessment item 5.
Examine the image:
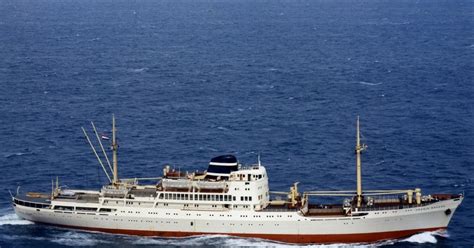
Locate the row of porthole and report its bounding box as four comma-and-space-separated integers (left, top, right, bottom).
55, 209, 367, 223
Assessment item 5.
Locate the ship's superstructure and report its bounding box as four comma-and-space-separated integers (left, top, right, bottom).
12, 116, 463, 244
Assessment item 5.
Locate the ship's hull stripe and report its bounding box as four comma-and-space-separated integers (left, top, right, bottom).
35, 221, 445, 244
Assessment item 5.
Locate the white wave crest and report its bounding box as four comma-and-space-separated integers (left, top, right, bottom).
0, 213, 33, 226
4, 152, 33, 158
402, 230, 447, 244
129, 67, 148, 73
357, 81, 382, 86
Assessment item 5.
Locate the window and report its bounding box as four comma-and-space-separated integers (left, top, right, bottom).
76, 207, 97, 212
54, 205, 74, 211
99, 208, 115, 212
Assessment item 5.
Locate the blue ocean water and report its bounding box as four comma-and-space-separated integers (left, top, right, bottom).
0, 0, 472, 246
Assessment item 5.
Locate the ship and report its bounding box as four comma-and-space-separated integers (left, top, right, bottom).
12, 116, 463, 244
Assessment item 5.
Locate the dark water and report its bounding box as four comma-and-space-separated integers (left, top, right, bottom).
0, 0, 472, 247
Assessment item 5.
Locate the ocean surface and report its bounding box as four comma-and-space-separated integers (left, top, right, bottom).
0, 0, 472, 247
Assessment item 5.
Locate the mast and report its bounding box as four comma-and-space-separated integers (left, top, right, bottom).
356, 116, 363, 207
112, 114, 119, 186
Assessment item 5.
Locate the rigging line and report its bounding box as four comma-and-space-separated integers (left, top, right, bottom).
91, 121, 113, 174
82, 127, 112, 183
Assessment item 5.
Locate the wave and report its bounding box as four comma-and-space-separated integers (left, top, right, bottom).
357, 81, 382, 86
0, 226, 449, 247
129, 67, 149, 73
4, 152, 33, 158
0, 234, 46, 242
363, 21, 411, 26
130, 234, 393, 247
50, 231, 111, 246
0, 212, 33, 226
130, 230, 448, 247
131, 235, 302, 247
0, 231, 110, 247
401, 230, 448, 244
132, 235, 235, 246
